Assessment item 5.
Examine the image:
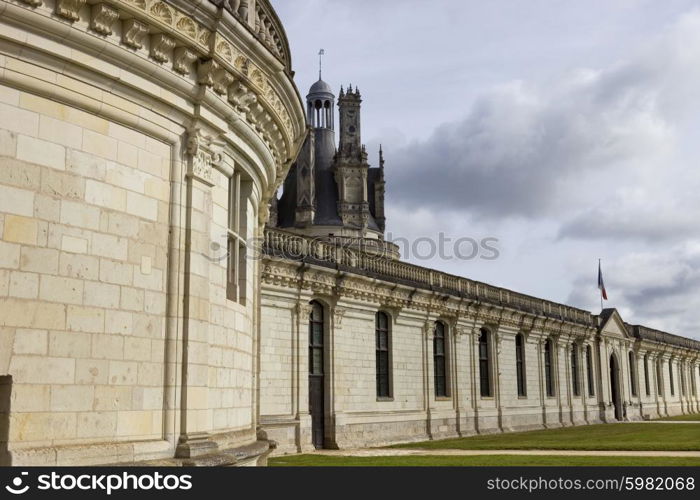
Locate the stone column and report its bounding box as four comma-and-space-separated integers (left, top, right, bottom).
493, 327, 503, 432
421, 320, 432, 437
536, 336, 546, 427
294, 301, 314, 452
327, 305, 345, 449
175, 129, 218, 459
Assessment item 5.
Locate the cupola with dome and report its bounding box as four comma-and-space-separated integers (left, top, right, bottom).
271, 60, 398, 259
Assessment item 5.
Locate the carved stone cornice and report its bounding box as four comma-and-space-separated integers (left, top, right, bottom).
198, 60, 235, 95
90, 3, 120, 35
173, 47, 198, 75
150, 33, 176, 63
10, 0, 306, 196
122, 18, 149, 49
56, 0, 85, 22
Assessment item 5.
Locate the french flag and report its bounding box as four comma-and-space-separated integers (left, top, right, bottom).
598, 261, 608, 301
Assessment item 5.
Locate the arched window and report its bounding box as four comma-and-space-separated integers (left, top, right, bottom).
479, 328, 492, 397
656, 360, 663, 395
515, 333, 526, 397
586, 345, 595, 397
629, 351, 638, 397
544, 338, 555, 397
309, 302, 324, 376
571, 345, 580, 397
375, 312, 391, 399
669, 360, 675, 396
434, 322, 449, 398
643, 354, 650, 396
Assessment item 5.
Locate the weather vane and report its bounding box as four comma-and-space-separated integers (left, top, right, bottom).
318, 48, 325, 80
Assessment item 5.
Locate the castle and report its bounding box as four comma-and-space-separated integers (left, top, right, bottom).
0, 0, 698, 466
258, 77, 700, 451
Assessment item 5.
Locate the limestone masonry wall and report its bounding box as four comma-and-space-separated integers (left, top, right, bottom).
0, 0, 306, 465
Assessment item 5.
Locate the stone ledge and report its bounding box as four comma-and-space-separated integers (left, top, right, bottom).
117, 439, 273, 467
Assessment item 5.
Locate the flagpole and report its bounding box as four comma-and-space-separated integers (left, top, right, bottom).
599, 258, 603, 311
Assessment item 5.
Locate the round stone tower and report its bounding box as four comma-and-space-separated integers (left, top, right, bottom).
0, 0, 306, 466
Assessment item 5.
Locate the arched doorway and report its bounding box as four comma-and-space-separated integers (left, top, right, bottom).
610, 354, 622, 420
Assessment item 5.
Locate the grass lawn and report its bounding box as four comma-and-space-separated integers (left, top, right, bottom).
389, 423, 700, 451
657, 414, 700, 422
269, 454, 700, 467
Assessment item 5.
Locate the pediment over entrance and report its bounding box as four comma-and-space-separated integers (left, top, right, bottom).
598, 308, 632, 339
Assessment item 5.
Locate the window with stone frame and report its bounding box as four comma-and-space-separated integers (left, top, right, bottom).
434, 322, 449, 398
643, 354, 651, 396
515, 333, 526, 397
586, 344, 595, 397
669, 360, 675, 396
479, 328, 492, 398
680, 363, 686, 396
571, 345, 580, 397
656, 360, 664, 395
226, 171, 251, 304
544, 338, 555, 397
375, 312, 392, 399
309, 301, 324, 376
629, 351, 638, 397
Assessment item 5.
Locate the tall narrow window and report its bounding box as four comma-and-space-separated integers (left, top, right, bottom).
669, 360, 675, 396
309, 302, 324, 376
227, 173, 249, 303
515, 334, 526, 397
376, 312, 391, 399
644, 354, 650, 396
479, 328, 492, 397
680, 363, 686, 396
586, 345, 595, 397
629, 351, 638, 397
434, 322, 448, 397
656, 360, 663, 395
571, 345, 580, 397
544, 338, 555, 397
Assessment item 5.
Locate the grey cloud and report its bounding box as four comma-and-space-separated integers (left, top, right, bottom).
558, 201, 700, 243
388, 11, 700, 221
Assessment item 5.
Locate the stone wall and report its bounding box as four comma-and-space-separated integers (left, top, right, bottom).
0, 0, 306, 465
259, 257, 700, 453
0, 82, 173, 463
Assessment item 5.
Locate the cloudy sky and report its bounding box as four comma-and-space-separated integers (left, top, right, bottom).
271, 0, 700, 340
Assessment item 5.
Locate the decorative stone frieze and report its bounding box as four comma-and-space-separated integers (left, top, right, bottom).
20, 0, 42, 7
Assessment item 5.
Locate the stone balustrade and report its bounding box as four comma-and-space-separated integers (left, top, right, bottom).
263, 228, 597, 327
